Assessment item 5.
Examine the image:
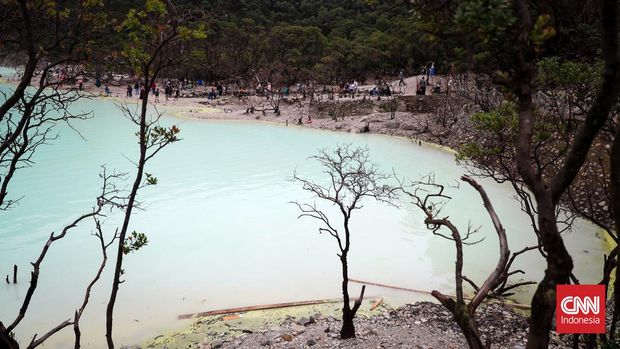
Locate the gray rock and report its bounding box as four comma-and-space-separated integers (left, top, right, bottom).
298, 316, 316, 326
307, 338, 317, 346
291, 324, 306, 334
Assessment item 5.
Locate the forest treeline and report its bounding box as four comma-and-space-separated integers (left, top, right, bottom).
93, 0, 445, 83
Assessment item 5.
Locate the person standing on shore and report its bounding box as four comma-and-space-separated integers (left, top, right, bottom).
126, 85, 132, 98
399, 70, 406, 86
416, 77, 427, 95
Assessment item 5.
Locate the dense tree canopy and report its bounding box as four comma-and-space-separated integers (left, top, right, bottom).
91, 0, 444, 83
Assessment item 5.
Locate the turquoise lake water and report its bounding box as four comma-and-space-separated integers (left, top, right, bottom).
0, 82, 605, 348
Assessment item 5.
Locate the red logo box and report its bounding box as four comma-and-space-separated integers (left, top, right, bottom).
556, 284, 606, 334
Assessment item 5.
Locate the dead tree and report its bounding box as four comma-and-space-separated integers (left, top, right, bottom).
1, 83, 92, 210
0, 169, 126, 349
73, 217, 117, 349
410, 95, 468, 145
292, 145, 397, 339
0, 0, 102, 210
402, 175, 532, 349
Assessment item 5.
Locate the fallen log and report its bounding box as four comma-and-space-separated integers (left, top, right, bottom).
178, 295, 378, 320
179, 298, 341, 320
349, 278, 428, 294
349, 278, 531, 310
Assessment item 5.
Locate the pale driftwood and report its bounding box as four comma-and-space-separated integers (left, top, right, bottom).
349, 278, 430, 294
178, 296, 377, 320
349, 278, 531, 310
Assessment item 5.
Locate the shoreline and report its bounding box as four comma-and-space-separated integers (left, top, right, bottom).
0, 67, 458, 154
165, 106, 458, 155
0, 72, 611, 349
141, 299, 577, 349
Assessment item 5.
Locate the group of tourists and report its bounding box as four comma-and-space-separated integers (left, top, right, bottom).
370, 81, 392, 97
207, 82, 225, 99
342, 80, 359, 98
123, 80, 180, 102
254, 81, 274, 97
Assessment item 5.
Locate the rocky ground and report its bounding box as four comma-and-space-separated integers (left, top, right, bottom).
139, 302, 583, 349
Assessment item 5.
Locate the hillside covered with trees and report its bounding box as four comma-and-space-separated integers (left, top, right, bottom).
94, 0, 444, 83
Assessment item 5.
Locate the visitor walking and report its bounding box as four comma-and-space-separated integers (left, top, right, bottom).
126, 85, 132, 98
399, 70, 406, 86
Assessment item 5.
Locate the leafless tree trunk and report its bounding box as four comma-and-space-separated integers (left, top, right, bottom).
74, 218, 117, 349
292, 145, 397, 339
402, 175, 520, 348
0, 1, 98, 210
509, 1, 620, 347
0, 170, 125, 349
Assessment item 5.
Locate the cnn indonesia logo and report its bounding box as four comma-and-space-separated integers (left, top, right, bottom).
556, 284, 606, 334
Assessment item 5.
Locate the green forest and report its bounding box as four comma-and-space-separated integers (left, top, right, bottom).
95, 0, 440, 83
87, 0, 603, 87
